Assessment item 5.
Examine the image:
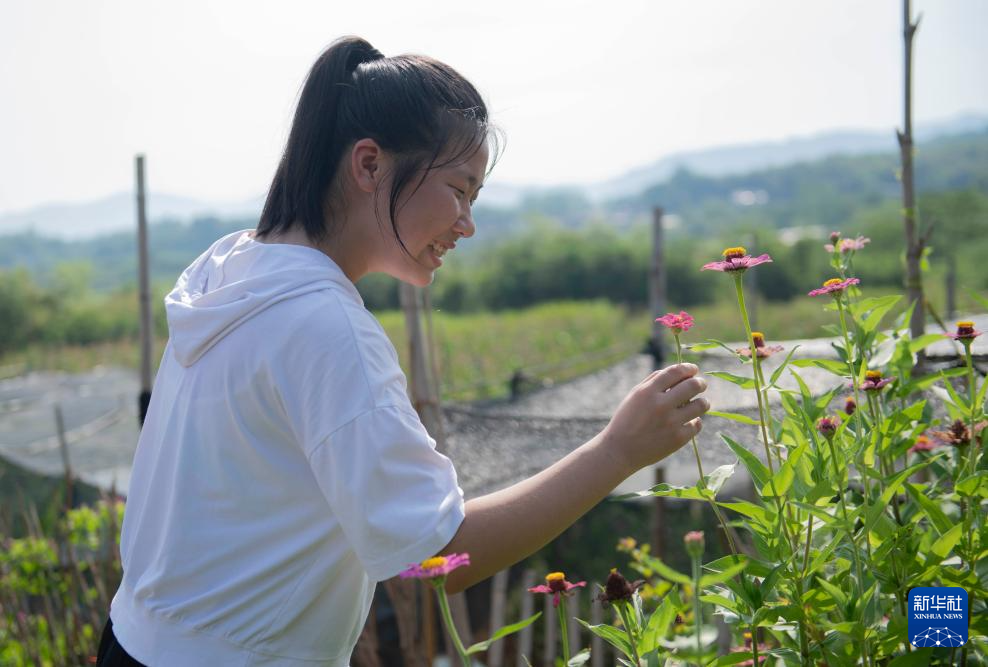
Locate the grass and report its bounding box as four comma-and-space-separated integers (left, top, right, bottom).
1, 286, 983, 402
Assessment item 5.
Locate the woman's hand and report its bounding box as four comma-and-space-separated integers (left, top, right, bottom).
600, 363, 709, 475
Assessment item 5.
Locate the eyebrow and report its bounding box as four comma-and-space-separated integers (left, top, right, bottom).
457, 170, 484, 190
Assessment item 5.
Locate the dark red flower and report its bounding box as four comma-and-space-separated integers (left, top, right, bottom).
945, 320, 982, 341
737, 331, 784, 359
596, 569, 645, 606
528, 571, 586, 608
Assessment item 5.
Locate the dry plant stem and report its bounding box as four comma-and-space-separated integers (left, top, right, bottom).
674, 335, 740, 557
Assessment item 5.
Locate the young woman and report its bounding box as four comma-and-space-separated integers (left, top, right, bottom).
100, 36, 708, 666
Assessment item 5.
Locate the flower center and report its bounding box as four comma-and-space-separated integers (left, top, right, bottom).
823, 278, 843, 288
865, 370, 882, 381
958, 321, 974, 328
957, 320, 975, 335
546, 571, 567, 592
722, 246, 746, 260
751, 332, 765, 348
420, 556, 447, 569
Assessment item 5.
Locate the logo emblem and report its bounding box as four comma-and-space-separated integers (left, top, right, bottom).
908, 587, 967, 647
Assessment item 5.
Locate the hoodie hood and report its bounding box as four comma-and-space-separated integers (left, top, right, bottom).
165, 230, 362, 367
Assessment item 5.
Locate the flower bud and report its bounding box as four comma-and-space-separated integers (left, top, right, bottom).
684, 530, 705, 558
816, 415, 841, 439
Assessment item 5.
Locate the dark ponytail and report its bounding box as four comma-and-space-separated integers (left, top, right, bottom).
256, 36, 498, 245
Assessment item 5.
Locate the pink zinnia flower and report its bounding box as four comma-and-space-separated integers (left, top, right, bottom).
825, 236, 871, 253
945, 320, 982, 341
528, 571, 586, 608
656, 311, 695, 334
908, 435, 939, 454
702, 246, 773, 272
737, 331, 784, 359
843, 397, 857, 415
858, 369, 894, 392
400, 553, 470, 580
808, 277, 860, 297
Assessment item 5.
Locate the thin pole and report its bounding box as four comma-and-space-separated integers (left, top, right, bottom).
55, 404, 73, 510
648, 207, 666, 370
136, 155, 153, 426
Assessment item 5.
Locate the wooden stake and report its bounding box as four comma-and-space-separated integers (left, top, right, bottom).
515, 569, 537, 667
54, 404, 73, 510
648, 207, 667, 370
488, 569, 509, 667
897, 0, 926, 364
135, 155, 154, 425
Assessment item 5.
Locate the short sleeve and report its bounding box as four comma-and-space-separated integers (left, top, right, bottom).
307, 404, 465, 582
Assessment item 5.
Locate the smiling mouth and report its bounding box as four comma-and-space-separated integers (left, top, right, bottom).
429, 242, 449, 258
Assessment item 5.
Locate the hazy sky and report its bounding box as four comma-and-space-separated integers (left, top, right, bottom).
2, 0, 986, 214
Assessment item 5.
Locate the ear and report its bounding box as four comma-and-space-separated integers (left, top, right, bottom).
349, 138, 387, 194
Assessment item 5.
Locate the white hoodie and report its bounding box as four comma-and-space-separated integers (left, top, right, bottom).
110, 230, 464, 666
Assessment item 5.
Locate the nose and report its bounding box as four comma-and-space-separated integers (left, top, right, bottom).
453, 208, 475, 239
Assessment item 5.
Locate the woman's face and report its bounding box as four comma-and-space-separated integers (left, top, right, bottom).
377, 142, 489, 287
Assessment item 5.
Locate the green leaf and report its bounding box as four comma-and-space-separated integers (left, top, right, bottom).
888, 648, 934, 666
909, 333, 944, 355
639, 595, 678, 654
566, 649, 591, 666
721, 434, 769, 490
638, 553, 692, 585
615, 482, 712, 502
699, 593, 740, 614
709, 410, 761, 426
904, 483, 951, 535
768, 344, 800, 386
688, 339, 742, 356
815, 576, 848, 609
967, 289, 988, 311
857, 295, 902, 334
760, 440, 808, 498
717, 500, 769, 524
576, 619, 634, 659
956, 471, 988, 498
790, 358, 849, 375
708, 371, 756, 389
927, 524, 963, 564
700, 557, 748, 587
705, 463, 737, 495
465, 611, 542, 654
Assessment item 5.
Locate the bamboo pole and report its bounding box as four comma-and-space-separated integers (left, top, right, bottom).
135, 155, 154, 426
398, 282, 471, 658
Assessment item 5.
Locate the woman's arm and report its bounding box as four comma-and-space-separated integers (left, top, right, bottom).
440, 363, 708, 594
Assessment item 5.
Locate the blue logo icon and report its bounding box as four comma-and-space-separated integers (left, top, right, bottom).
908, 587, 967, 647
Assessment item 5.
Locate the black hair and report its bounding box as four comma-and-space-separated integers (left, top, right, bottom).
256, 35, 500, 247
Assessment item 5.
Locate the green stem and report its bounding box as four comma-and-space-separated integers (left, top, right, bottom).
734, 275, 798, 558
675, 334, 740, 557
435, 581, 471, 667
692, 555, 703, 665
835, 298, 873, 562
824, 432, 870, 666
556, 599, 571, 665
965, 342, 980, 479
615, 602, 640, 666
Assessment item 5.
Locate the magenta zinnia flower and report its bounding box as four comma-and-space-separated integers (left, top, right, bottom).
808, 277, 860, 297
656, 311, 695, 334
528, 571, 586, 608
945, 320, 982, 341
737, 332, 784, 359
400, 553, 470, 580
858, 369, 894, 391
816, 415, 841, 439
702, 246, 773, 272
